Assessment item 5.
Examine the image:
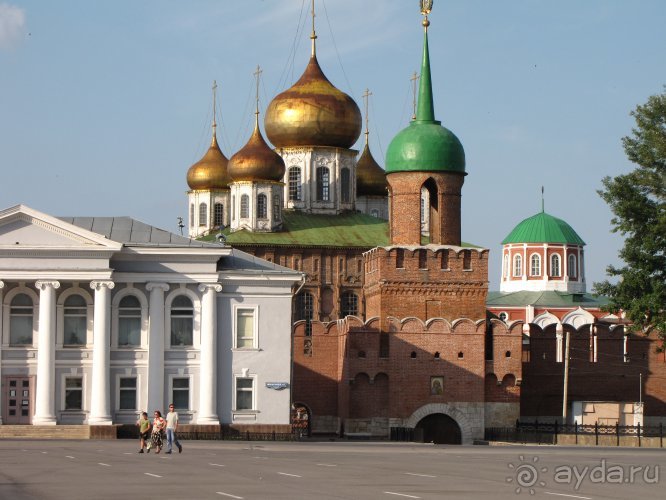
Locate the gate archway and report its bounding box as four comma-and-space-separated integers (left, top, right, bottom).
415, 413, 462, 444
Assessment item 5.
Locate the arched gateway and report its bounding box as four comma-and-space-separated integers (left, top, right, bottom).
405, 403, 478, 444
416, 413, 461, 444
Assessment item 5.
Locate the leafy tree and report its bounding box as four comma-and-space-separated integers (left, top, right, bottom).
595, 87, 666, 347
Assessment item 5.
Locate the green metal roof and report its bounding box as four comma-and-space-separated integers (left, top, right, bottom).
385, 30, 465, 175
201, 210, 479, 249
487, 290, 608, 308
502, 211, 585, 245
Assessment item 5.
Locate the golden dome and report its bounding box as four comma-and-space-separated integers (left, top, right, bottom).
264, 55, 362, 149
356, 142, 387, 197
228, 119, 286, 182
186, 134, 231, 190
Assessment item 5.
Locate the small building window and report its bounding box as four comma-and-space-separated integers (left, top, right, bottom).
289, 167, 302, 201
296, 292, 314, 336
568, 254, 577, 278
440, 250, 449, 270
341, 167, 350, 203
379, 332, 389, 358
236, 308, 255, 349
63, 294, 87, 346
240, 195, 249, 218
172, 377, 189, 410
458, 351, 464, 359
434, 352, 440, 359
316, 167, 330, 201
118, 295, 141, 347
396, 248, 405, 268
64, 377, 83, 410
235, 377, 254, 410
513, 255, 522, 277
551, 254, 561, 277
358, 350, 366, 359
170, 296, 193, 347
530, 254, 541, 276
418, 249, 427, 269
119, 377, 137, 410
340, 291, 358, 317
462, 250, 471, 270
214, 203, 224, 227
199, 203, 207, 227
410, 351, 417, 359
274, 195, 281, 222
503, 254, 509, 278
257, 194, 267, 219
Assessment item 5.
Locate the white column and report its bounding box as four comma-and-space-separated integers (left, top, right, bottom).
0, 281, 4, 424
88, 280, 115, 425
33, 280, 60, 425
197, 283, 222, 424
146, 282, 169, 415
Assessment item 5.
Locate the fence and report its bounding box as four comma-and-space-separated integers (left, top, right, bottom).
485, 420, 665, 447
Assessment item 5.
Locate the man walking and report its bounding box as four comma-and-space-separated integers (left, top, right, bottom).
165, 403, 183, 454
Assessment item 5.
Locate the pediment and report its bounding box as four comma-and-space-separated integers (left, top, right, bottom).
0, 205, 122, 250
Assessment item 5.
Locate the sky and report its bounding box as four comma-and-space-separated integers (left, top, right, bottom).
1, 0, 665, 291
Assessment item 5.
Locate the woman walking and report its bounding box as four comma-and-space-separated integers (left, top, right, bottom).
150, 410, 166, 454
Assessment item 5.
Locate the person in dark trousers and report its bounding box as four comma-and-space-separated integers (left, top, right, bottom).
165, 403, 183, 454
137, 411, 151, 453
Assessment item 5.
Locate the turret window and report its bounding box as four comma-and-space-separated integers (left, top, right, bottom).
289, 167, 302, 201
341, 168, 350, 203
214, 203, 224, 227
240, 195, 249, 218
551, 254, 561, 277
257, 194, 267, 219
198, 203, 207, 227
568, 254, 577, 278
316, 167, 330, 201
530, 254, 541, 276
513, 255, 522, 277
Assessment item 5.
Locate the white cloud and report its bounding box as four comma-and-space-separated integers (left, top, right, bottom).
0, 3, 26, 50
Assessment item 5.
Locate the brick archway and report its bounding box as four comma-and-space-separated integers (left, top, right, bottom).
405, 403, 475, 444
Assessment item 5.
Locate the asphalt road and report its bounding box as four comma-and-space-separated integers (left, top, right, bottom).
0, 440, 663, 499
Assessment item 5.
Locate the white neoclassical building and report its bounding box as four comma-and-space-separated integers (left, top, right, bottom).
0, 205, 302, 429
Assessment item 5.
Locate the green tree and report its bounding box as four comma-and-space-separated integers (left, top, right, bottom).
595, 87, 666, 346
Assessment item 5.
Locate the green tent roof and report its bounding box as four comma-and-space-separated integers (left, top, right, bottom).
502, 211, 585, 245
487, 290, 608, 308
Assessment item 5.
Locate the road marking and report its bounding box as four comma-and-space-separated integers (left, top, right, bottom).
384, 492, 421, 499
145, 473, 162, 478
253, 456, 268, 459
123, 452, 132, 455
98, 463, 111, 467
65, 456, 75, 459
277, 472, 302, 478
316, 463, 337, 467
41, 452, 47, 454
544, 493, 592, 500
209, 463, 225, 467
404, 472, 436, 478
216, 493, 244, 499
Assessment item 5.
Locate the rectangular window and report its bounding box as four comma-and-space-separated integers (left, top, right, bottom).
440, 250, 449, 270
418, 249, 427, 269
64, 315, 86, 346
396, 248, 404, 268
65, 377, 83, 410
119, 377, 137, 410
119, 316, 141, 347
236, 308, 255, 349
172, 377, 189, 410
10, 315, 33, 346
462, 250, 472, 271
235, 377, 254, 410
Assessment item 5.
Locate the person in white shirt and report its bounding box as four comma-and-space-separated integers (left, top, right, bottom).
165, 403, 183, 454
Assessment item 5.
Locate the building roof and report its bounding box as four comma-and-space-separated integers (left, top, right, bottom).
502, 211, 585, 245
217, 248, 300, 274
487, 290, 608, 308
60, 216, 215, 248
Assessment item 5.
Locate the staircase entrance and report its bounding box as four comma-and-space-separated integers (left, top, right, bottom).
3, 376, 33, 424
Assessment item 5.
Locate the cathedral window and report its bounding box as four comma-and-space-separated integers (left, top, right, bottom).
63, 294, 87, 346
198, 203, 207, 227
340, 291, 358, 317
316, 167, 330, 201
118, 295, 141, 347
240, 195, 249, 218
9, 293, 33, 346
214, 203, 224, 227
530, 254, 541, 276
513, 255, 522, 277
170, 295, 193, 347
257, 194, 267, 219
551, 254, 561, 277
568, 254, 577, 278
274, 195, 281, 221
341, 168, 350, 203
289, 167, 302, 201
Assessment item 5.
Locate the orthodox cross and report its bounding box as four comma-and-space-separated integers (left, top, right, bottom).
362, 88, 372, 141
253, 65, 262, 116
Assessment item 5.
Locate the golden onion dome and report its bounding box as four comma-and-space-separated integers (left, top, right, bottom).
264, 55, 362, 149
186, 134, 231, 190
356, 142, 387, 197
228, 119, 286, 182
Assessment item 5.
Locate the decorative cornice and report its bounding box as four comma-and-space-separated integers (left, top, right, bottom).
146, 282, 170, 292
198, 283, 223, 293
90, 280, 115, 291
35, 280, 61, 291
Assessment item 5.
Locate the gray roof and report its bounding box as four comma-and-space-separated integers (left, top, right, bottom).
217, 248, 302, 275
59, 216, 217, 248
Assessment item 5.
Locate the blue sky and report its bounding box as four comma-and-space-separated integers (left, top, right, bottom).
1, 0, 665, 290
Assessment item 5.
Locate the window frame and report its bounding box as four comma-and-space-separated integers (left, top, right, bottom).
168, 374, 192, 411
165, 289, 200, 350
198, 202, 208, 227
340, 167, 350, 203
288, 167, 302, 201
340, 291, 358, 318
316, 166, 330, 202
551, 253, 561, 277
240, 194, 249, 219
213, 202, 224, 227
8, 292, 36, 347
530, 253, 541, 276
117, 375, 138, 411
233, 304, 258, 350
233, 374, 256, 412
62, 374, 85, 412
257, 193, 267, 219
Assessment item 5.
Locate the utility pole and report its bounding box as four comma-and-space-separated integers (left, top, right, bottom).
562, 330, 571, 423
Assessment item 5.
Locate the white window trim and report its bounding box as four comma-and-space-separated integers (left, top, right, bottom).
61, 371, 86, 412
164, 287, 201, 350
513, 254, 522, 277
111, 287, 149, 349
115, 372, 140, 413
167, 373, 193, 412
232, 373, 257, 412
529, 253, 541, 277
56, 286, 93, 348
232, 304, 259, 350
2, 286, 39, 348
551, 253, 561, 278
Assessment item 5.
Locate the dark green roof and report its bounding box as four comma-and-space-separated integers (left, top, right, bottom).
487, 290, 608, 308
201, 210, 479, 249
502, 211, 585, 245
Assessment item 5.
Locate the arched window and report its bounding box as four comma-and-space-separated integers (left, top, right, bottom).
513, 255, 522, 277
289, 167, 302, 201
118, 295, 141, 347
198, 203, 207, 227
63, 295, 87, 346
551, 254, 561, 277
316, 167, 330, 201
240, 194, 249, 218
341, 168, 350, 203
340, 291, 358, 317
503, 254, 509, 278
214, 203, 224, 227
296, 292, 314, 335
530, 254, 541, 276
10, 293, 33, 346
257, 194, 267, 219
568, 254, 577, 278
189, 203, 194, 227
170, 296, 193, 347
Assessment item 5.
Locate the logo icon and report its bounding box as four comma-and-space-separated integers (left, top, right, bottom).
507, 455, 548, 495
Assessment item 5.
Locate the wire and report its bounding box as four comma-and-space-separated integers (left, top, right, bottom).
275, 0, 308, 94
321, 0, 356, 101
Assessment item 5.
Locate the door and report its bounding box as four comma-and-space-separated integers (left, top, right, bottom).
3, 376, 33, 424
